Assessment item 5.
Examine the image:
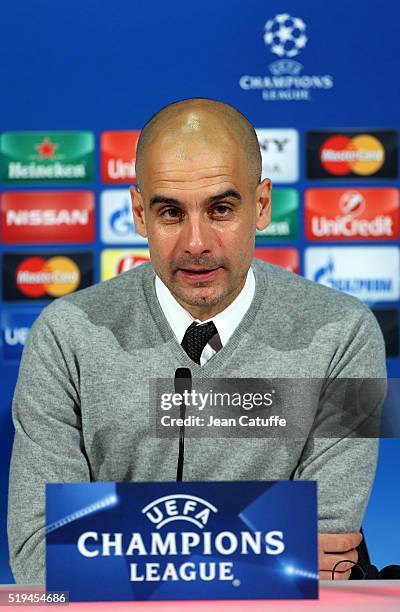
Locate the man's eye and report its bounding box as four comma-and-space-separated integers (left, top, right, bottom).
160, 208, 182, 219
211, 205, 231, 216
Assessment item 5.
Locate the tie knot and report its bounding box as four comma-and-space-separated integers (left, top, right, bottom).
181, 321, 218, 364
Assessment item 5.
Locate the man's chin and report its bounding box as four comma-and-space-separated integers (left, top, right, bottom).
180, 292, 223, 308
172, 286, 226, 309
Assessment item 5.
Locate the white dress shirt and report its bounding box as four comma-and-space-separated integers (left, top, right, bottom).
155, 267, 255, 365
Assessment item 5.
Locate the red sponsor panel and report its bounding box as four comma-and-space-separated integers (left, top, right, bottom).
1, 191, 95, 244
255, 248, 299, 273
116, 254, 150, 274
101, 131, 141, 184
305, 188, 399, 241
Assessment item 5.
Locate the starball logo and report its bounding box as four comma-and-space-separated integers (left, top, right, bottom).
239, 13, 334, 102
77, 493, 285, 583
264, 14, 307, 58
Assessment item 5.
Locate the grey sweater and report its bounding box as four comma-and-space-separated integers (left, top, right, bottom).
8, 258, 386, 585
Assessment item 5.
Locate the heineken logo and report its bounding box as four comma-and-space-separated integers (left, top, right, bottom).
35, 137, 59, 159
0, 131, 94, 184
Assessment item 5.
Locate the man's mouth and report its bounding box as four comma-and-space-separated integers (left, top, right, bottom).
177, 267, 222, 281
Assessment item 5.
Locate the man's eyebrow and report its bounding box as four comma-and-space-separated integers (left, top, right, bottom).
208, 189, 242, 204
149, 190, 242, 209
149, 195, 181, 208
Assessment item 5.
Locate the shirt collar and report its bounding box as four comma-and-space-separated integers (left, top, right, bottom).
155, 267, 255, 346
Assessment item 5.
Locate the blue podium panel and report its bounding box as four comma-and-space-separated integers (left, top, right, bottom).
46, 481, 318, 602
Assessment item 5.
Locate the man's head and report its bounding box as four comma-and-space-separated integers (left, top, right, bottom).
130, 98, 271, 320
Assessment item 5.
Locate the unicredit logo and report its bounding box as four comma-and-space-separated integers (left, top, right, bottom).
101, 131, 141, 183
339, 191, 366, 216
305, 188, 399, 241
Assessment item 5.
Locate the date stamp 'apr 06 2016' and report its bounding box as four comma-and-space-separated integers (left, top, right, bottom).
0, 589, 68, 606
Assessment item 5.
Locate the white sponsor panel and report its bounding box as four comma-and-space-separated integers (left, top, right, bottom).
101, 189, 147, 245
256, 129, 299, 182
305, 247, 400, 302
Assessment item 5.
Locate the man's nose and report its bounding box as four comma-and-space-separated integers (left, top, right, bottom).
181, 215, 213, 255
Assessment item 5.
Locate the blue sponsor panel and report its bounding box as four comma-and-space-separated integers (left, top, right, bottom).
46, 481, 318, 601
1, 309, 42, 361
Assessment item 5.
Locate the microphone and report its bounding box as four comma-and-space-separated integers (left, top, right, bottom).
362, 564, 380, 580
174, 368, 192, 482
379, 565, 400, 579
347, 562, 400, 580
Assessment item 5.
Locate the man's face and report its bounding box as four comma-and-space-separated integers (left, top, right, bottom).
131, 129, 271, 320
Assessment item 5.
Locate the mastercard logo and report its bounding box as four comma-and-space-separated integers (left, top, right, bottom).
320, 134, 385, 176
15, 256, 80, 298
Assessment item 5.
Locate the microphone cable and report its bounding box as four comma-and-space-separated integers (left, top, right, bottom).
174, 368, 192, 481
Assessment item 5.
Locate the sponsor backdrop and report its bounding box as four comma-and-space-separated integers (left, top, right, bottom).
0, 0, 399, 583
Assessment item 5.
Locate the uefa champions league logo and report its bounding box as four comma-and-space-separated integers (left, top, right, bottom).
238, 11, 334, 101
76, 491, 286, 584
142, 494, 218, 529
264, 13, 307, 59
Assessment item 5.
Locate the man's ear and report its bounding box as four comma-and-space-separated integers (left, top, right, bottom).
130, 185, 147, 238
255, 178, 272, 231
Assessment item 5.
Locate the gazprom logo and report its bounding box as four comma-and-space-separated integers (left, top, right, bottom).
100, 189, 147, 245
305, 247, 400, 302
142, 494, 218, 529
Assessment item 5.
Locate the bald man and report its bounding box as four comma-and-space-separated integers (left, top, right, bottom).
8, 98, 386, 585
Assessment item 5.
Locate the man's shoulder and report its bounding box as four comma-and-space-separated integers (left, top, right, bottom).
251, 257, 374, 324
39, 262, 154, 326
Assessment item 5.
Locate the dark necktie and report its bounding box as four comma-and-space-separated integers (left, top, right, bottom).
181, 321, 218, 365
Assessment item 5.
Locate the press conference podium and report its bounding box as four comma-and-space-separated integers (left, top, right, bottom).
1, 582, 400, 611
